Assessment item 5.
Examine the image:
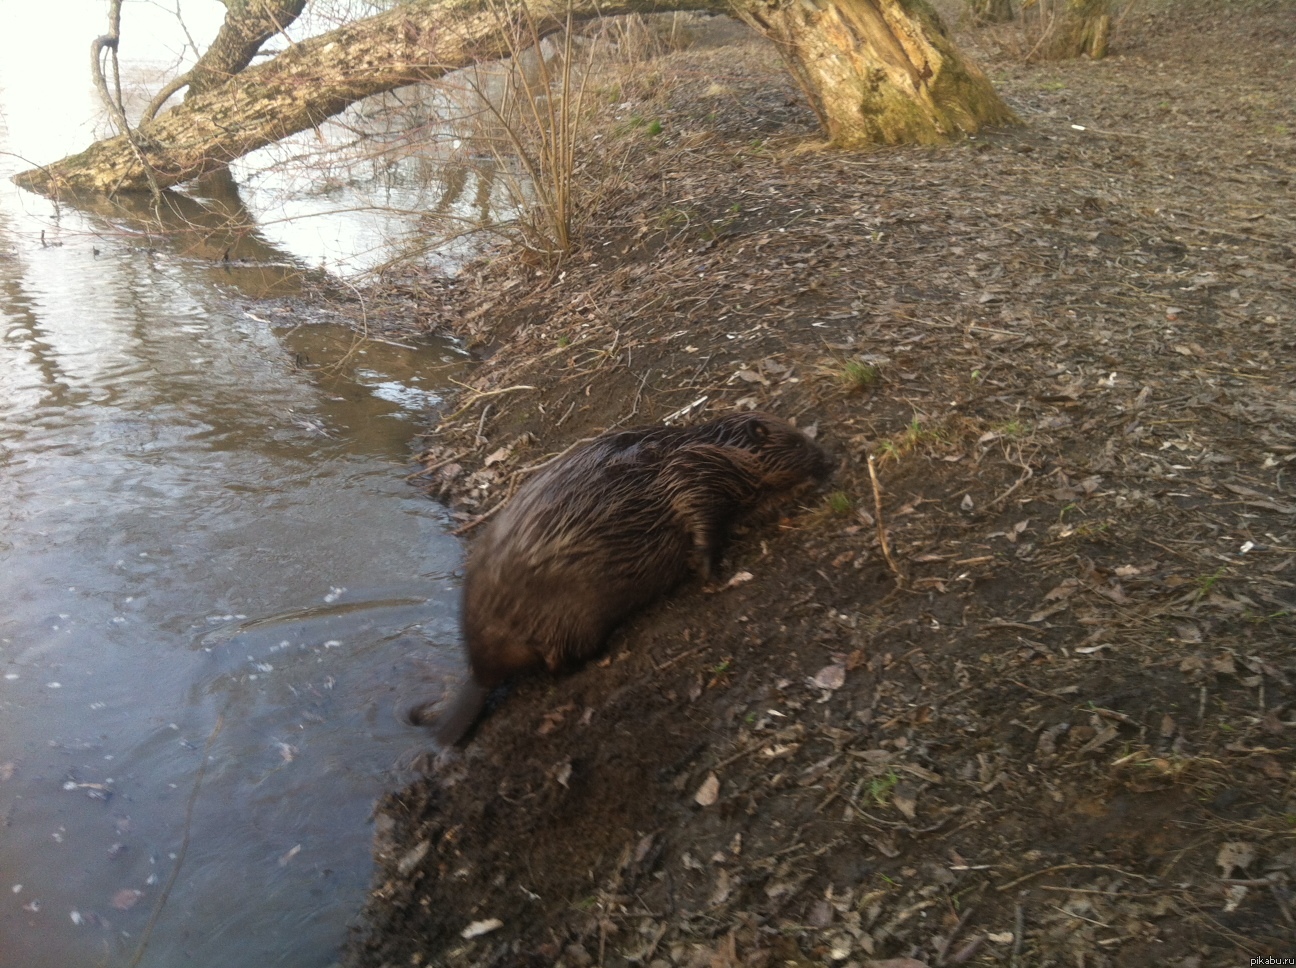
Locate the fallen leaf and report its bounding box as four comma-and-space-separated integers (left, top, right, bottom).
1043, 579, 1081, 601
397, 840, 430, 876
538, 703, 576, 736
892, 782, 918, 820
709, 868, 732, 905
110, 889, 142, 911
1222, 884, 1248, 912
1075, 724, 1119, 755
553, 758, 572, 788
695, 772, 720, 806
1217, 841, 1256, 878
1212, 654, 1237, 675
1027, 601, 1068, 623
811, 663, 846, 691
723, 570, 754, 589
461, 918, 504, 940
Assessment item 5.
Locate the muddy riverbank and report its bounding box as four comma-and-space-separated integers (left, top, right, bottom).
345, 3, 1295, 966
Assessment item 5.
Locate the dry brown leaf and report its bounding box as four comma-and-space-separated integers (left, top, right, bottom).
892, 781, 918, 820
695, 772, 720, 807
110, 889, 143, 911
1043, 579, 1081, 601
811, 663, 846, 691
461, 918, 503, 940
1217, 841, 1256, 877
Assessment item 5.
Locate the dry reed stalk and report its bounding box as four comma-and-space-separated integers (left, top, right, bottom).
867, 454, 905, 584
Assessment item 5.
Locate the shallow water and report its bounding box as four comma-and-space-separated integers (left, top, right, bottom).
0, 5, 480, 966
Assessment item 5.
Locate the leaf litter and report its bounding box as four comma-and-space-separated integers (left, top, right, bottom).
345, 3, 1296, 966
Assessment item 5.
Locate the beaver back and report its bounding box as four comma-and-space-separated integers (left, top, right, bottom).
461, 412, 828, 687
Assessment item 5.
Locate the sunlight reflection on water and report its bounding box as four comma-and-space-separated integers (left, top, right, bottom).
0, 3, 484, 965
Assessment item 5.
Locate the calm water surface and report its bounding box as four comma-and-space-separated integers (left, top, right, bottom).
0, 3, 480, 965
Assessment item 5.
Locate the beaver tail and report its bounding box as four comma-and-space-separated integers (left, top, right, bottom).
405, 678, 491, 748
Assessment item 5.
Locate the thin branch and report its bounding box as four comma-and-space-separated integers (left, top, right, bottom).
867, 454, 905, 585
143, 71, 193, 121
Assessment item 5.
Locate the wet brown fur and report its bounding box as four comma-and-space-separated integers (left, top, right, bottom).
409, 412, 830, 746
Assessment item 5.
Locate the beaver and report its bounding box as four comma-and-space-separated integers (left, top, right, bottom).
409, 411, 830, 747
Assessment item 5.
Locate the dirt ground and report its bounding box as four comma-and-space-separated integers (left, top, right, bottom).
342, 2, 1296, 965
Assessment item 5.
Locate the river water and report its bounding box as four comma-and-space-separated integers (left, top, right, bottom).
0, 4, 487, 966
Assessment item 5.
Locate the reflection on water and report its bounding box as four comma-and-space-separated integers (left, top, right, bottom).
0, 3, 487, 966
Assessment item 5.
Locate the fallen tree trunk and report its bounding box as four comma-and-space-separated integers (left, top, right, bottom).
15, 0, 720, 196
15, 0, 1016, 196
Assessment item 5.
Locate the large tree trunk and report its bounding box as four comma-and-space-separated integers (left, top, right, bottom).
967, 0, 1015, 24
738, 0, 1016, 146
141, 0, 311, 120
14, 0, 1016, 196
1027, 0, 1112, 60
186, 0, 310, 98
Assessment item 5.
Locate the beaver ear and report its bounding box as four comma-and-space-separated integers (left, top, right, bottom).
749, 417, 770, 441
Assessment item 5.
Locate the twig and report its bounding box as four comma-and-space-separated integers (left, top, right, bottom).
935, 896, 982, 967
555, 399, 578, 427
867, 454, 905, 585
653, 642, 709, 672
1009, 896, 1025, 968
142, 71, 192, 121
405, 449, 471, 480
984, 456, 1035, 512
450, 502, 505, 537
442, 384, 537, 423
91, 0, 164, 202
997, 863, 1150, 893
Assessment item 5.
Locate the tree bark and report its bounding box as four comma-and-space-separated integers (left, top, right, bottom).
187, 0, 310, 97
737, 0, 1017, 146
967, 0, 1015, 24
143, 0, 311, 120
14, 0, 1017, 196
1028, 0, 1111, 60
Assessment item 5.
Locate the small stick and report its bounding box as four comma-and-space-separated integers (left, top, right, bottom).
441, 384, 536, 423
997, 863, 1149, 892
984, 464, 1034, 512
450, 501, 505, 537
935, 899, 981, 967
405, 450, 470, 480
867, 454, 904, 584
1009, 897, 1025, 968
